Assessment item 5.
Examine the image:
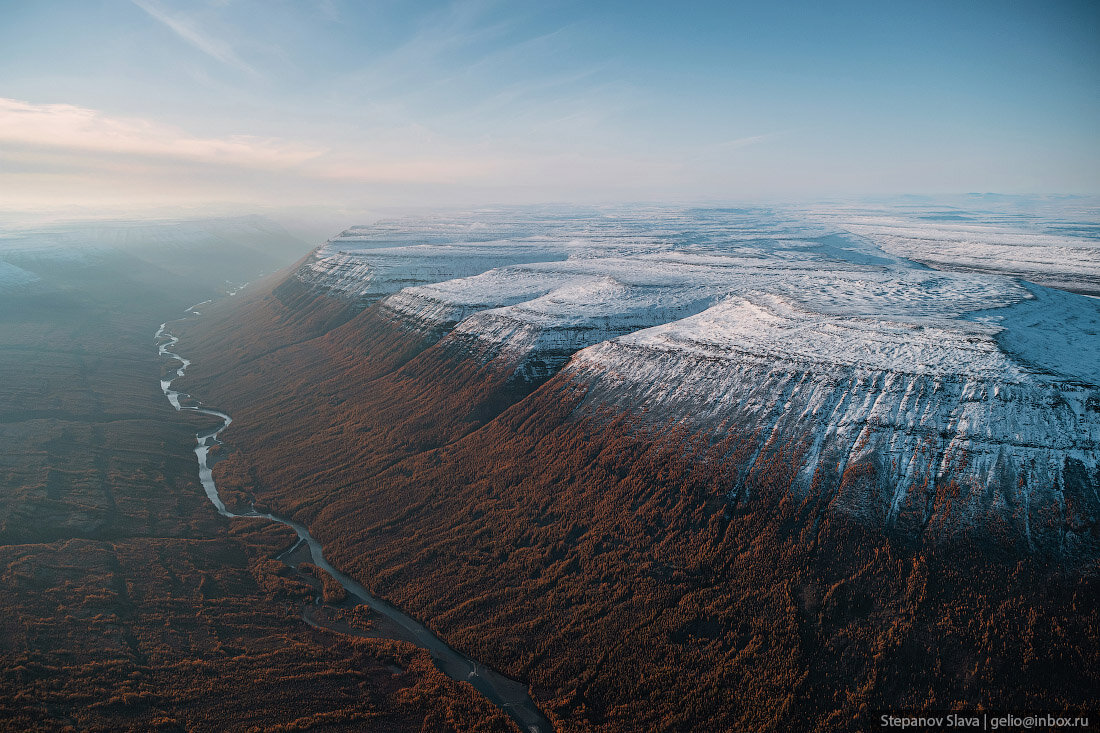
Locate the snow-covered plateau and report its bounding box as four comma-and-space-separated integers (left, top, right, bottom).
297, 203, 1100, 550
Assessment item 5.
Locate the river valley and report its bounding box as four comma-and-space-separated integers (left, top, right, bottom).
156, 303, 552, 733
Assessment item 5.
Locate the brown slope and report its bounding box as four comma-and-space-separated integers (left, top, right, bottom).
180, 273, 1100, 732
294, 378, 1100, 731
178, 280, 536, 523
0, 252, 517, 733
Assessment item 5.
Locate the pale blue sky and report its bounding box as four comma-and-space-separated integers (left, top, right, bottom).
0, 0, 1097, 213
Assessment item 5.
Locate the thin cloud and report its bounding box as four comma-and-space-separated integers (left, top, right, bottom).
0, 98, 513, 189
0, 98, 323, 169
714, 133, 783, 151
343, 0, 521, 100
131, 0, 259, 77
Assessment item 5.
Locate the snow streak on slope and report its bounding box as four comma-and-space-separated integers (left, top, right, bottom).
568, 295, 1098, 550
295, 204, 1100, 553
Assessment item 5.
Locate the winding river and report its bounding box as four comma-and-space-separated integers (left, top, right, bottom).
156, 302, 551, 733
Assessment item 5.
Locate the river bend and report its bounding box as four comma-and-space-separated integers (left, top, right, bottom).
156, 303, 551, 733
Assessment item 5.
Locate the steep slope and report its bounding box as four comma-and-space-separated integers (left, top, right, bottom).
568, 290, 1099, 558
178, 204, 1100, 731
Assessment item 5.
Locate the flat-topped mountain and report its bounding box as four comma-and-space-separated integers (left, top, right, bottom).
175, 203, 1100, 731
279, 205, 1100, 557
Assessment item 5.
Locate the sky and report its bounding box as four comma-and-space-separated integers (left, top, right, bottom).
0, 0, 1098, 217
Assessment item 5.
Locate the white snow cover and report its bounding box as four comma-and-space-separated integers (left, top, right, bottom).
301, 204, 1100, 550
614, 293, 1027, 379
567, 292, 1099, 552
296, 237, 573, 302
808, 199, 1100, 294
382, 252, 1037, 380
976, 284, 1100, 385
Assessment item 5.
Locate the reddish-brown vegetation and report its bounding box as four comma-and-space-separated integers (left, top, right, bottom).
300, 562, 349, 604
0, 258, 516, 732
0, 518, 517, 732
179, 275, 1100, 731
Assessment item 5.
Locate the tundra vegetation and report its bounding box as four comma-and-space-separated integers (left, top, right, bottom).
0, 222, 515, 732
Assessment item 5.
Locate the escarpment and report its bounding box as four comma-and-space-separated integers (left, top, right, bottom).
178, 205, 1100, 732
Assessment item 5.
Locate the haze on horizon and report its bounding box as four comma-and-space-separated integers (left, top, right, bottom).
1, 0, 1098, 221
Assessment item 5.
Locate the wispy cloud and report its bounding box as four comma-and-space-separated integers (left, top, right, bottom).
713, 133, 783, 151
0, 97, 517, 189
339, 0, 529, 105
0, 98, 322, 168
131, 0, 259, 77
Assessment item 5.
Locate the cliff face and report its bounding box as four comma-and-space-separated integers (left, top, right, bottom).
179, 204, 1100, 731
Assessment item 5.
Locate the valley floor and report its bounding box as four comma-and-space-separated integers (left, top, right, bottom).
0, 237, 517, 731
